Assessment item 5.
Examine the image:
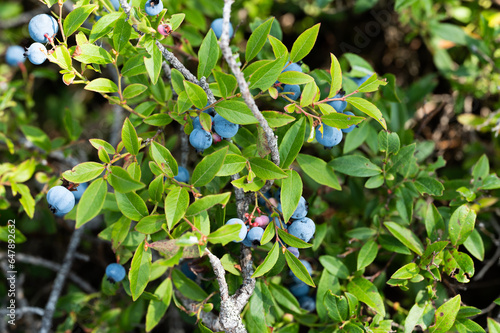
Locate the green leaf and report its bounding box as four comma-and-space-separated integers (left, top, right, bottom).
63, 162, 105, 183
198, 29, 219, 79
290, 23, 320, 63
277, 71, 314, 85
357, 239, 378, 271
214, 100, 258, 125
85, 78, 118, 94
191, 147, 228, 187
11, 183, 35, 218
221, 254, 241, 276
300, 80, 319, 107
261, 111, 295, 128
123, 84, 147, 99
414, 177, 444, 196
277, 228, 313, 248
252, 241, 280, 278
107, 166, 144, 193
329, 155, 382, 177
249, 157, 287, 180
89, 12, 124, 42
430, 295, 461, 333
384, 222, 424, 256
443, 249, 474, 283
129, 240, 152, 301
346, 97, 387, 130
144, 46, 162, 85
268, 283, 301, 313
89, 139, 115, 154
213, 71, 237, 99
357, 74, 387, 93
122, 118, 140, 155
319, 255, 349, 279
63, 4, 97, 37
148, 176, 164, 203
391, 263, 420, 280
170, 13, 185, 30
113, 17, 132, 53
165, 187, 189, 230
260, 221, 275, 246
281, 170, 302, 223
405, 303, 429, 333
321, 112, 364, 129
186, 193, 231, 216
217, 154, 247, 177
64, 108, 82, 142
378, 131, 400, 154
347, 277, 386, 317
472, 154, 489, 181
279, 118, 306, 169
145, 278, 172, 332
449, 204, 477, 246
143, 114, 172, 127
150, 141, 178, 178
20, 125, 51, 151
324, 291, 349, 323
135, 215, 165, 234
488, 318, 500, 333
268, 35, 288, 59
122, 54, 147, 77
463, 228, 484, 261
246, 18, 274, 62
395, 0, 418, 10
249, 55, 288, 91
285, 251, 315, 287
328, 53, 342, 98
115, 191, 149, 221
183, 81, 207, 109
73, 44, 113, 65
207, 223, 241, 245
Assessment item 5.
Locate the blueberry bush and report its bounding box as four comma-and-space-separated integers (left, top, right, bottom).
1, 0, 500, 332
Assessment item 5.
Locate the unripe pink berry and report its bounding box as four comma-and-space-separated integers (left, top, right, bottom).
212, 132, 222, 143
158, 24, 172, 36
254, 215, 270, 227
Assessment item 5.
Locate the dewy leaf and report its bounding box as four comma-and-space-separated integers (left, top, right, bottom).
214, 100, 258, 125
252, 242, 280, 278
63, 4, 97, 37
328, 53, 342, 98
429, 295, 461, 333
165, 187, 189, 230
246, 17, 274, 62
285, 251, 315, 287
76, 178, 106, 228
122, 118, 140, 155
329, 155, 382, 177
279, 118, 306, 169
63, 162, 105, 183
290, 23, 320, 63
347, 97, 387, 130
347, 277, 386, 317
449, 204, 477, 246
384, 222, 424, 256
115, 191, 149, 221
249, 157, 287, 180
198, 29, 219, 79
107, 166, 145, 193
281, 170, 303, 223
150, 141, 178, 178
191, 147, 228, 187
129, 240, 152, 301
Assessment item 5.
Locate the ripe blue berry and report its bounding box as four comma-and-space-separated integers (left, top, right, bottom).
298, 295, 316, 312
5, 46, 26, 66
28, 14, 58, 43
243, 227, 264, 247
145, 0, 163, 16
110, 0, 120, 10
315, 123, 342, 149
282, 84, 301, 101
226, 218, 247, 243
210, 18, 233, 39
288, 217, 316, 243
47, 186, 75, 217
72, 182, 88, 202
213, 114, 238, 139
189, 128, 212, 152
180, 261, 196, 281
282, 63, 302, 73
342, 111, 356, 133
105, 263, 126, 283
352, 74, 371, 86
287, 247, 299, 258
289, 281, 309, 297
26, 43, 47, 65
174, 166, 190, 183
327, 92, 347, 112
291, 196, 308, 220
